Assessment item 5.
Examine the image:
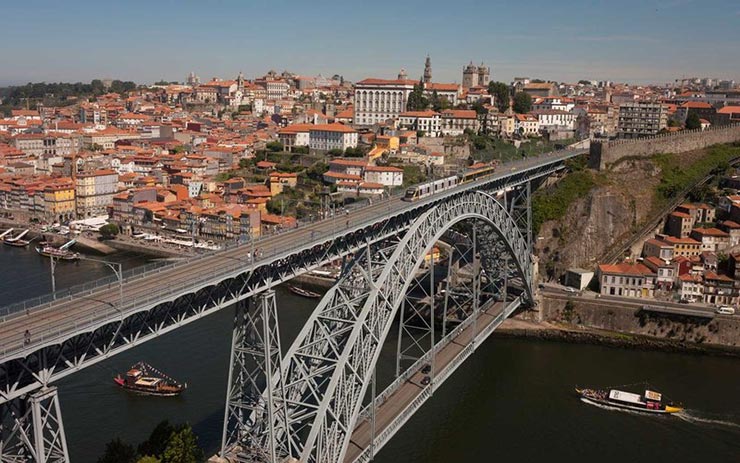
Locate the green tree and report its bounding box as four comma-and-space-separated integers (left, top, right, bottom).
406, 79, 428, 111
513, 92, 533, 114
471, 100, 487, 115
99, 223, 120, 238
138, 420, 176, 459
137, 457, 161, 463
293, 145, 309, 154
98, 438, 137, 463
429, 90, 450, 111
161, 425, 203, 463
487, 81, 510, 113
685, 111, 702, 130
344, 146, 366, 157
266, 141, 284, 152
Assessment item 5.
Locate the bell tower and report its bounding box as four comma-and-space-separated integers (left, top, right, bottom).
423, 55, 432, 84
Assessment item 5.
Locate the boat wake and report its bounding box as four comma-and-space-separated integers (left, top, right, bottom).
579, 398, 653, 416
675, 410, 740, 429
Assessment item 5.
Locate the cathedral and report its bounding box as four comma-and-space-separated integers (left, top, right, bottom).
462, 61, 490, 89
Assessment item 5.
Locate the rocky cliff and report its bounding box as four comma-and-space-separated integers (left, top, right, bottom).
535, 157, 662, 280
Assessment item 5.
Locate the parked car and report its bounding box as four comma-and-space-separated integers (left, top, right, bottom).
715, 306, 736, 315
421, 364, 431, 374
564, 287, 577, 294
420, 376, 431, 386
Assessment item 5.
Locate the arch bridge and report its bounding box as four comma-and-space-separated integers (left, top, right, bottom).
0, 149, 585, 462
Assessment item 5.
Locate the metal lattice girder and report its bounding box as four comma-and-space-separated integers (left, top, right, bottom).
221, 290, 288, 462
263, 190, 532, 463
0, 387, 68, 463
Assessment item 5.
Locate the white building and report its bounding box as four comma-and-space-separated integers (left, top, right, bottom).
514, 114, 540, 136
532, 110, 576, 130
399, 110, 441, 136
309, 124, 358, 152
354, 78, 416, 126
440, 109, 480, 136
363, 166, 404, 186
532, 97, 575, 112
278, 124, 312, 151
266, 80, 290, 100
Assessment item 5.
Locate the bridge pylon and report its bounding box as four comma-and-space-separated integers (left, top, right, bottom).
221, 290, 288, 462
0, 386, 69, 463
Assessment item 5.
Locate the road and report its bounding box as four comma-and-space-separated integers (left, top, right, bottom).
539, 283, 733, 318
0, 150, 583, 361
343, 302, 506, 463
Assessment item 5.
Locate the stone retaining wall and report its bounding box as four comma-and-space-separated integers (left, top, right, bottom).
589, 123, 740, 170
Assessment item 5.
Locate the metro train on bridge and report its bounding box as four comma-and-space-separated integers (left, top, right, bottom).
403, 163, 498, 201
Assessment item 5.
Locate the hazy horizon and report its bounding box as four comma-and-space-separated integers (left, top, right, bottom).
1, 0, 739, 87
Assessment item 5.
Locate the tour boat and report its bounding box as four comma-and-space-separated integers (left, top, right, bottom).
576, 386, 683, 414
114, 362, 186, 397
288, 285, 321, 298
35, 244, 79, 261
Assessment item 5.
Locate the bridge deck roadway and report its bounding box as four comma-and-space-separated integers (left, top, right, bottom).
344, 301, 505, 463
0, 150, 582, 361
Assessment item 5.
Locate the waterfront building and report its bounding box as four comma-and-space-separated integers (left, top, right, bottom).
43, 180, 76, 222
597, 262, 656, 298
76, 169, 119, 218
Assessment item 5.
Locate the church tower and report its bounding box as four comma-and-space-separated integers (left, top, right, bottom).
478, 62, 490, 87
423, 55, 432, 84
462, 61, 478, 90
398, 68, 408, 81
237, 71, 245, 91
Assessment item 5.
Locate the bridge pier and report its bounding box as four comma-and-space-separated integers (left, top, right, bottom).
0, 386, 69, 463
221, 290, 288, 462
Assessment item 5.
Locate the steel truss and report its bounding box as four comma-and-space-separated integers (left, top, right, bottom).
242, 190, 533, 463
0, 387, 68, 463
222, 291, 289, 462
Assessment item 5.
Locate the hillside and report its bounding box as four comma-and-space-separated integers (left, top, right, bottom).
534, 143, 740, 280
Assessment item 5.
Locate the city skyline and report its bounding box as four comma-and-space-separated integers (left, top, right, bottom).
1, 0, 739, 86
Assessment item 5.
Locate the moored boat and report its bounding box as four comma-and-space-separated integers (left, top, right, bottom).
4, 229, 32, 247
35, 244, 79, 260
576, 386, 683, 414
114, 362, 186, 397
4, 238, 32, 247
289, 285, 321, 298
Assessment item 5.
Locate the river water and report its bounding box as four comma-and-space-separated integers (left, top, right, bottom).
1, 245, 739, 462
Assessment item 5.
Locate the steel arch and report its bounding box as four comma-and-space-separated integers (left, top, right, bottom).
267, 190, 532, 463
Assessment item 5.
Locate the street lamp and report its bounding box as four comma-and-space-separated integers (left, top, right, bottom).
79, 256, 124, 314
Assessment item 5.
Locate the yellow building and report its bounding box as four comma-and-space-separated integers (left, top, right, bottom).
268, 172, 298, 196
43, 181, 76, 221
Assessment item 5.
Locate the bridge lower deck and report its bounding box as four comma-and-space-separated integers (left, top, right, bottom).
344, 300, 509, 463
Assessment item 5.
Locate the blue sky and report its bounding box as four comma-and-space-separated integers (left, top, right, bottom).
1, 0, 738, 86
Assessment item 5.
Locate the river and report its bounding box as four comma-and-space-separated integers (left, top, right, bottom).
1, 244, 738, 462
